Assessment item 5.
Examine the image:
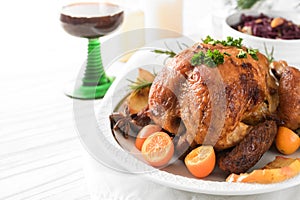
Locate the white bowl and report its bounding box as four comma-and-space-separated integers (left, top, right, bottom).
223, 10, 300, 68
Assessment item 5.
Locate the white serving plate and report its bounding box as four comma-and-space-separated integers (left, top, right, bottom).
76, 38, 300, 196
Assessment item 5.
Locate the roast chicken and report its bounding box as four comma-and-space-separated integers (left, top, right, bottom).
148, 43, 280, 152
110, 40, 300, 174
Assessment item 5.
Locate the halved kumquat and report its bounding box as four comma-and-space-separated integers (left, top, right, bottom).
184, 145, 216, 178
141, 132, 174, 167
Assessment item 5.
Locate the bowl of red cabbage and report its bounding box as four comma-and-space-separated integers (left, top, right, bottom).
223, 10, 300, 66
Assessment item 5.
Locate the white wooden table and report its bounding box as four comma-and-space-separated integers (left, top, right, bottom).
0, 1, 92, 199
2, 0, 298, 199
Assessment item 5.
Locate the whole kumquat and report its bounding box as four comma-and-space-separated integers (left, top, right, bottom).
135, 124, 162, 151
275, 126, 300, 155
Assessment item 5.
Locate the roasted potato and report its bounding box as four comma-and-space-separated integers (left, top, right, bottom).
137, 68, 155, 82
127, 87, 150, 114
127, 68, 155, 114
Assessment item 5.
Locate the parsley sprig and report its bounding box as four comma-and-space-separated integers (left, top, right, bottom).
236, 49, 259, 60
247, 48, 258, 60
237, 50, 247, 58
202, 35, 259, 61
202, 36, 243, 48
191, 49, 224, 68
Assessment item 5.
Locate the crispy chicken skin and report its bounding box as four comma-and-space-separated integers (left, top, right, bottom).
148, 43, 279, 150
278, 66, 300, 130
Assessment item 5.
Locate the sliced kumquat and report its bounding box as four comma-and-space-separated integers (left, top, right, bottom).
184, 145, 216, 178
141, 132, 174, 167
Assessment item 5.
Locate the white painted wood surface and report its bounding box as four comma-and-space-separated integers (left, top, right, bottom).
0, 53, 91, 199
0, 1, 92, 199
3, 1, 299, 199
0, 77, 91, 200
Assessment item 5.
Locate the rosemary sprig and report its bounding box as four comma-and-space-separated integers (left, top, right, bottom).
152, 40, 188, 58
264, 43, 275, 63
128, 78, 152, 91
152, 49, 176, 58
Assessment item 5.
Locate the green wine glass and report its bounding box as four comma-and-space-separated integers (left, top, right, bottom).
60, 2, 124, 99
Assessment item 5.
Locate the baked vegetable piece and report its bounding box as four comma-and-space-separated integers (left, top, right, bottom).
227, 156, 300, 184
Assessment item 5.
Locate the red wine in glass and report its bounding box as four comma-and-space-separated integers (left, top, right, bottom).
60, 2, 124, 99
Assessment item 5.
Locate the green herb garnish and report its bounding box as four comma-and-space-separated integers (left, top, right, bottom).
152, 49, 176, 58
191, 49, 224, 68
264, 43, 275, 63
191, 51, 205, 66
202, 35, 260, 61
207, 49, 224, 67
225, 37, 243, 48
237, 50, 247, 58
202, 35, 215, 45
128, 78, 152, 91
247, 48, 258, 60
152, 41, 189, 59
202, 36, 243, 48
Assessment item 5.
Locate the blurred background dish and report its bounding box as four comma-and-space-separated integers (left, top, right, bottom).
223, 10, 300, 67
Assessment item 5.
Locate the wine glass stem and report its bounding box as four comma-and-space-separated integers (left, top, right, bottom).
82, 38, 108, 86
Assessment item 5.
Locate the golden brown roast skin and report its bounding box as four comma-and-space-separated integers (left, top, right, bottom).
278, 66, 300, 130
148, 43, 279, 150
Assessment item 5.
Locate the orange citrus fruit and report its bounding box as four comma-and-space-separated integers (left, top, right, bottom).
141, 132, 174, 167
184, 145, 216, 178
135, 125, 161, 151
275, 126, 300, 155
